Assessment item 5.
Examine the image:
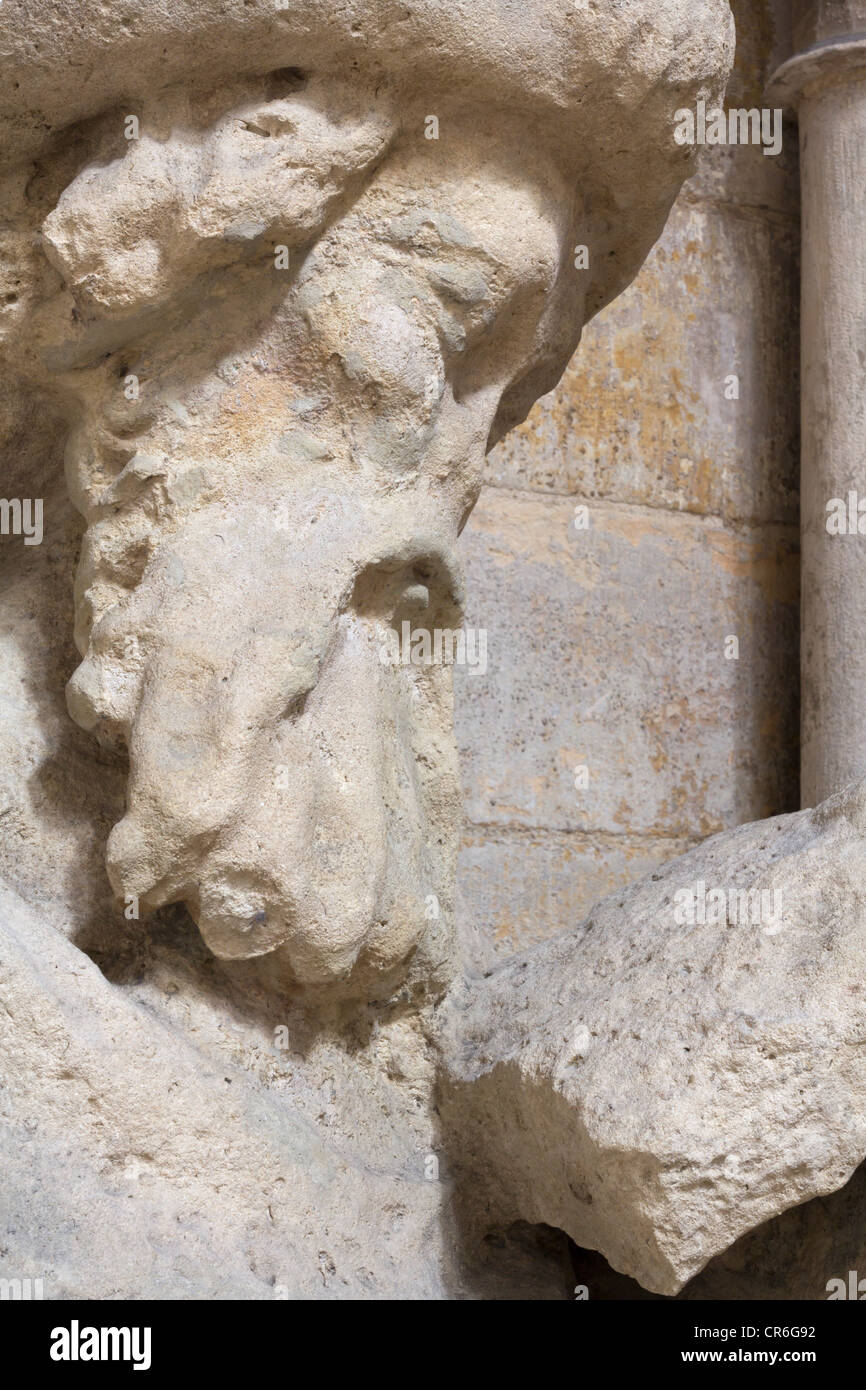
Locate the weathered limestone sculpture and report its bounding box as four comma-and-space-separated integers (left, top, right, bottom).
3, 0, 734, 1001
441, 777, 866, 1293
3, 0, 866, 1301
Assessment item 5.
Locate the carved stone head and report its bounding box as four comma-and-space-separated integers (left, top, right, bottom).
0, 0, 734, 997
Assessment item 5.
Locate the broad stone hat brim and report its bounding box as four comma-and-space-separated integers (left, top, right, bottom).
0, 0, 733, 422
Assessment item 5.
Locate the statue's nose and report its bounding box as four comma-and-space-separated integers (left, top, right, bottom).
190, 614, 398, 983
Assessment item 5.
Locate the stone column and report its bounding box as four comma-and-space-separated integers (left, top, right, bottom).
769, 4, 866, 805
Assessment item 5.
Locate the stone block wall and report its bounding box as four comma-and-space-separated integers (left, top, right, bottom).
455, 0, 801, 970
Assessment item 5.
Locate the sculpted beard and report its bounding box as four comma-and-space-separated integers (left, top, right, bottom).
38, 76, 580, 998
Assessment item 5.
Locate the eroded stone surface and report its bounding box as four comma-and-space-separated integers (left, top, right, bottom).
441, 777, 866, 1294
0, 878, 574, 1299
0, 0, 733, 1000
6, 0, 858, 1306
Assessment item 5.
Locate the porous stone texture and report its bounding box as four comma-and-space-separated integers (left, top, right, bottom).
0, 0, 733, 1000
3, 0, 864, 1306
0, 878, 574, 1300
0, 0, 756, 1302
441, 776, 866, 1295
455, 0, 801, 967
573, 1158, 866, 1300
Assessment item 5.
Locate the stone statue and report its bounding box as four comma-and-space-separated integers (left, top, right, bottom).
2, 0, 866, 1300
8, 2, 731, 1001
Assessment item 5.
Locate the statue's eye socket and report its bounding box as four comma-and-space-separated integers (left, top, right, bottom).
354, 558, 457, 626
